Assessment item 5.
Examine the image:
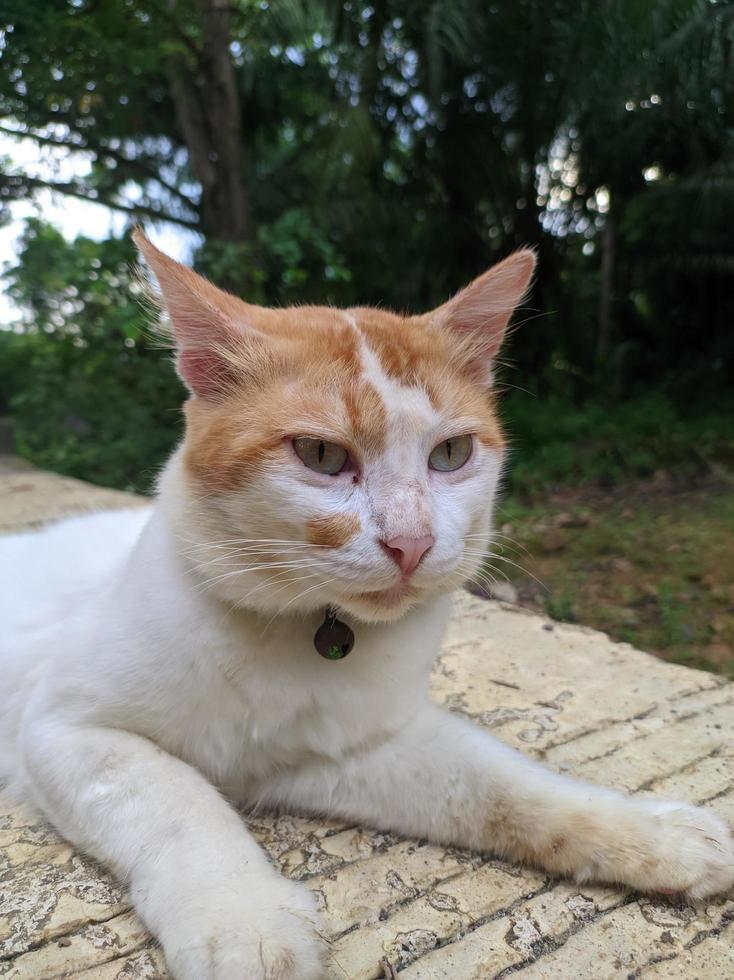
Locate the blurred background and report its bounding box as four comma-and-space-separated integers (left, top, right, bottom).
0, 0, 732, 675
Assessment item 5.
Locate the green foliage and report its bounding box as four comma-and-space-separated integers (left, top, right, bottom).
4, 2, 731, 377
195, 209, 352, 304
3, 220, 183, 490
257, 209, 352, 301
0, 0, 197, 227
1, 1, 733, 490
503, 392, 734, 498
0, 328, 31, 412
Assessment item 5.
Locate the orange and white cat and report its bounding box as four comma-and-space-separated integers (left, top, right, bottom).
1, 233, 732, 979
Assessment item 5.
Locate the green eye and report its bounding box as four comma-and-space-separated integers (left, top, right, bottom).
293, 437, 349, 475
429, 434, 473, 472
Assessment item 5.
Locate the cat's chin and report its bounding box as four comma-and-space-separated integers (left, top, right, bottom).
330, 565, 472, 623
335, 578, 448, 623
336, 594, 420, 623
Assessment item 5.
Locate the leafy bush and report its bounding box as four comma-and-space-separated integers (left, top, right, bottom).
3, 220, 183, 491
4, 221, 733, 496
502, 391, 734, 497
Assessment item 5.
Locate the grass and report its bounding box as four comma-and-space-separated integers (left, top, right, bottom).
488, 477, 734, 678
477, 391, 734, 677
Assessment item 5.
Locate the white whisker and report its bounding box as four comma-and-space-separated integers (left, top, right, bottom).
261, 576, 340, 634
192, 560, 328, 595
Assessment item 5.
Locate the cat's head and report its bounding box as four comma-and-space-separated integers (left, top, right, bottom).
135, 231, 534, 623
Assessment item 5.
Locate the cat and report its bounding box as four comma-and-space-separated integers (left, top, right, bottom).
1, 231, 732, 980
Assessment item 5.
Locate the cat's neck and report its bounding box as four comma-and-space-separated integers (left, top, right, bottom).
125, 492, 451, 691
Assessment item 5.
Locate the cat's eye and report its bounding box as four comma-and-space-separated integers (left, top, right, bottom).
429, 434, 473, 472
293, 437, 349, 475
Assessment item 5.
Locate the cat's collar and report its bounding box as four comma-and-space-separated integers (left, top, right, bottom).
314, 607, 354, 660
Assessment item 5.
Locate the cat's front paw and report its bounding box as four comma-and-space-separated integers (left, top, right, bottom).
585, 798, 734, 900
154, 877, 323, 980
639, 801, 734, 899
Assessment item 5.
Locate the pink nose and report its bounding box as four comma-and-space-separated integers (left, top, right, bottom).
381, 534, 435, 575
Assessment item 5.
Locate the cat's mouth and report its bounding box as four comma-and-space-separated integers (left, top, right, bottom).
349, 580, 418, 607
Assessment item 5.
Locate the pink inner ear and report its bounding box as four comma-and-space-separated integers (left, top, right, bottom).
434, 250, 537, 383
178, 349, 237, 399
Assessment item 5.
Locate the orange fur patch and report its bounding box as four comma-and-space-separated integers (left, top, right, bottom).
351, 308, 442, 388
343, 380, 387, 456
183, 398, 287, 493
307, 513, 361, 548
182, 305, 387, 490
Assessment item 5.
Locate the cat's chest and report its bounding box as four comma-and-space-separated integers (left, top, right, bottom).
163, 666, 408, 802
159, 600, 449, 795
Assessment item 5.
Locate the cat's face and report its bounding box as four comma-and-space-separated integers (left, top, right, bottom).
136, 232, 534, 623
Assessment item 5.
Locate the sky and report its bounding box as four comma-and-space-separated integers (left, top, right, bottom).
0, 132, 199, 325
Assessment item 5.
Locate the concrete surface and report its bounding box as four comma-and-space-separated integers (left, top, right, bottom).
1, 456, 732, 978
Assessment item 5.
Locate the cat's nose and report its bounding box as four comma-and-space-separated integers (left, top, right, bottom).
380, 534, 435, 575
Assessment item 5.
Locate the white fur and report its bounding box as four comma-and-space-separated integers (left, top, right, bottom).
2, 375, 732, 979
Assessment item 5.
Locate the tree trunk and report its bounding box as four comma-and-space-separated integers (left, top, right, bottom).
596, 211, 615, 365
167, 0, 250, 242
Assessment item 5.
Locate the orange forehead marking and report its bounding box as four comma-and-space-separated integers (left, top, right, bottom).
350, 307, 505, 450
343, 380, 387, 456
307, 513, 361, 548
350, 308, 437, 385
250, 305, 361, 372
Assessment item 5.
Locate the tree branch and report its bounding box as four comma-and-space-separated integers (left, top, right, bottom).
148, 0, 204, 62
0, 124, 199, 215
0, 173, 200, 230
0, 123, 87, 153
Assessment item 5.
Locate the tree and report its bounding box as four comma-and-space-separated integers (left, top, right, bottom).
2, 219, 183, 489
2, 0, 733, 404
0, 1, 199, 230
0, 0, 333, 243
567, 0, 734, 389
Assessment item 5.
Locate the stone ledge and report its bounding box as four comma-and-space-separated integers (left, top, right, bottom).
1, 458, 732, 979
0, 456, 150, 535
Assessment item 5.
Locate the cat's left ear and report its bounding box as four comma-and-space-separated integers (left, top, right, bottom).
430, 249, 536, 385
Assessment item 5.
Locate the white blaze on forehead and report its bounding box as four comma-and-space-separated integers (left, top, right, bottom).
356, 336, 437, 538
342, 311, 359, 330
357, 338, 439, 455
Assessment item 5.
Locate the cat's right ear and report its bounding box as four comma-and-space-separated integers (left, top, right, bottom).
429, 249, 536, 386
133, 229, 263, 399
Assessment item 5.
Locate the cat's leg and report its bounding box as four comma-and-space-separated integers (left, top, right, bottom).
20, 715, 323, 980
261, 703, 734, 899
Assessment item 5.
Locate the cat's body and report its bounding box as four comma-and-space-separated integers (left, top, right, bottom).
1, 477, 448, 800
0, 507, 149, 777
1, 235, 732, 979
